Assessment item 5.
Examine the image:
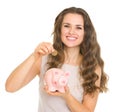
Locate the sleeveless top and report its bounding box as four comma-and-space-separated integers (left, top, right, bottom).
38, 56, 84, 112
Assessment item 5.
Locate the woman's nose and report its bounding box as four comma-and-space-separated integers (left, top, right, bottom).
69, 27, 75, 34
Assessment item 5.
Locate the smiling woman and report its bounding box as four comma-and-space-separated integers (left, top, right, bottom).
5, 7, 108, 112
61, 13, 84, 48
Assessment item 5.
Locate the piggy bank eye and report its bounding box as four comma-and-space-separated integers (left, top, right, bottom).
65, 72, 70, 77
66, 73, 69, 76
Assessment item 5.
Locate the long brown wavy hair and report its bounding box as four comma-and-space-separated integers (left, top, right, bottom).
46, 7, 108, 94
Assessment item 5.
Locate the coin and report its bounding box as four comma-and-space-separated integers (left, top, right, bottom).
51, 50, 58, 56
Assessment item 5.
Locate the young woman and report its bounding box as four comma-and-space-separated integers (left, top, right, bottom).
5, 7, 108, 112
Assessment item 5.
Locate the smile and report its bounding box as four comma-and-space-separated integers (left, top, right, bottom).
66, 36, 77, 41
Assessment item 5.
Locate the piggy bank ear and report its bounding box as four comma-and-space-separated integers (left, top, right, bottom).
65, 71, 70, 77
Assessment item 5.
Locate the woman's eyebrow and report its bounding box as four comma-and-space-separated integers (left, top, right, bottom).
63, 23, 83, 26
76, 25, 84, 27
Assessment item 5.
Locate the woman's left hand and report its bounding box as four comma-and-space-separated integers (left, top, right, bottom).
44, 85, 71, 99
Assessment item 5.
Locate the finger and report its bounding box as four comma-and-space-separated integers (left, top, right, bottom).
41, 42, 54, 54
47, 91, 62, 96
35, 43, 50, 55
64, 86, 69, 93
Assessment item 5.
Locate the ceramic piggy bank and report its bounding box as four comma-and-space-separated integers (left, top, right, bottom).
44, 68, 70, 93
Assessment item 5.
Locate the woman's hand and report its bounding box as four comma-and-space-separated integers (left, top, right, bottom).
44, 85, 71, 99
33, 42, 55, 60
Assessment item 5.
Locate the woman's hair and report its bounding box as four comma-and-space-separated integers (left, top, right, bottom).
47, 7, 108, 94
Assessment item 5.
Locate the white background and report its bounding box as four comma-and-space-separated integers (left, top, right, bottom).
0, 0, 119, 112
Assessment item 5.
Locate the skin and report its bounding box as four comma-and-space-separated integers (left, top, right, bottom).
5, 13, 101, 112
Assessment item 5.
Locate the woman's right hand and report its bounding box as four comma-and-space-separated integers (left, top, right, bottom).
33, 42, 55, 60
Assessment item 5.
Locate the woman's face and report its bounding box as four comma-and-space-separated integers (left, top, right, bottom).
61, 13, 84, 48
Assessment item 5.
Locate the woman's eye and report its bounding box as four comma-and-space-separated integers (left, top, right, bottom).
64, 25, 69, 27
77, 27, 82, 29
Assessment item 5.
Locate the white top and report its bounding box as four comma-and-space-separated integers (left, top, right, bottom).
38, 56, 84, 112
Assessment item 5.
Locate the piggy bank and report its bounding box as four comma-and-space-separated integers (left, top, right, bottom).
44, 68, 70, 93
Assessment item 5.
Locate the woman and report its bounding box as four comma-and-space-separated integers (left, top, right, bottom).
5, 7, 108, 112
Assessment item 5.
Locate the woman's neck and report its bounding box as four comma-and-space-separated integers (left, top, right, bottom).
64, 47, 82, 66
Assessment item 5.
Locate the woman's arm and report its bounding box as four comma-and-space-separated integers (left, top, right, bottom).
64, 66, 101, 112
5, 42, 55, 92
64, 90, 99, 112
5, 53, 42, 92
